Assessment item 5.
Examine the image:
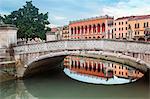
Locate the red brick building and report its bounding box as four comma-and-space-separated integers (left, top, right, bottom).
69, 15, 114, 40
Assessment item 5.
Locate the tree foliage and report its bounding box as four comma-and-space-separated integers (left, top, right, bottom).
2, 1, 50, 39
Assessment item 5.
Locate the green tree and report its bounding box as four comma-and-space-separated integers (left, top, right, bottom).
3, 1, 50, 40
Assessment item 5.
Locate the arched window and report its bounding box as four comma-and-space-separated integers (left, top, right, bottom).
78, 61, 80, 69
85, 62, 88, 71
93, 24, 96, 33
102, 23, 105, 32
71, 28, 73, 34
74, 27, 76, 34
75, 61, 77, 68
78, 27, 80, 34
81, 26, 84, 34
85, 26, 87, 33
93, 63, 96, 72
89, 66, 92, 71
98, 63, 101, 72
89, 25, 91, 33
97, 24, 100, 33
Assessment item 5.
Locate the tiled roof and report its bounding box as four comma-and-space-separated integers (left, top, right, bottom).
70, 15, 114, 24
128, 15, 150, 21
115, 16, 134, 21
51, 28, 58, 32
115, 15, 150, 21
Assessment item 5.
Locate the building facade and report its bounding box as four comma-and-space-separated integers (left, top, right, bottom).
46, 28, 57, 41
62, 25, 69, 40
128, 15, 150, 41
69, 15, 114, 40
46, 27, 63, 41
113, 17, 130, 39
113, 15, 150, 41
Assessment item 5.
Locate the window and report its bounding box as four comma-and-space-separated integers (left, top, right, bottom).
135, 31, 137, 35
138, 31, 139, 35
126, 33, 127, 37
71, 28, 73, 34
126, 27, 127, 30
122, 33, 123, 38
115, 23, 116, 25
126, 22, 127, 24
135, 24, 136, 28
122, 22, 123, 25
119, 22, 120, 25
144, 23, 146, 28
93, 24, 96, 33
119, 28, 120, 31
75, 27, 77, 34
147, 22, 149, 27
114, 28, 116, 31
129, 24, 131, 29
138, 23, 140, 28
122, 28, 123, 30
89, 25, 91, 32
97, 24, 100, 32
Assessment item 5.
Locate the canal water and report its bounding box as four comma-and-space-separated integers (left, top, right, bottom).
0, 56, 149, 99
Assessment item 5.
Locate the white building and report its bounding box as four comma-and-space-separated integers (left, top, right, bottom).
46, 27, 63, 41
0, 24, 17, 48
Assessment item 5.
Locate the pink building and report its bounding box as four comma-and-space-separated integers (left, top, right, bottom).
113, 17, 130, 39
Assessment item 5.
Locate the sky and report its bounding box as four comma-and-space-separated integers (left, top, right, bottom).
0, 0, 150, 27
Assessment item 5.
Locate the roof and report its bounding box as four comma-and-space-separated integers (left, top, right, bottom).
115, 16, 131, 21
69, 15, 114, 24
51, 28, 58, 33
115, 14, 150, 21
128, 15, 150, 21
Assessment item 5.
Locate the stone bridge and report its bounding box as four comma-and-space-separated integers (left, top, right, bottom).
14, 39, 150, 78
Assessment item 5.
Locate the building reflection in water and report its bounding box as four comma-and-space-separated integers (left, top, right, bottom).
64, 56, 144, 84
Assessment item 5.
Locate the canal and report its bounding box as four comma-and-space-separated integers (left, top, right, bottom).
0, 56, 149, 99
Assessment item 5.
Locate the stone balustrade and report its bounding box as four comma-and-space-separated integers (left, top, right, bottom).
14, 39, 150, 54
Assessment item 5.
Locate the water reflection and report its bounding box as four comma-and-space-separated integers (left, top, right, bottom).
64, 56, 144, 84
0, 56, 149, 99
0, 68, 149, 99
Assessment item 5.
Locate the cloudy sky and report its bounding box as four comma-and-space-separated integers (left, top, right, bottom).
0, 0, 150, 27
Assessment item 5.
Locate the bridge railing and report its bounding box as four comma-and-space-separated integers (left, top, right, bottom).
13, 39, 150, 64
14, 40, 150, 54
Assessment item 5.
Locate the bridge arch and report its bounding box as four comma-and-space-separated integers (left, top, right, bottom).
14, 40, 150, 78
18, 51, 149, 78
